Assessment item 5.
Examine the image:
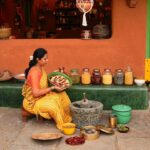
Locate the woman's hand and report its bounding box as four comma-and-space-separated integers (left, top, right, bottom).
51, 85, 65, 92
54, 85, 66, 92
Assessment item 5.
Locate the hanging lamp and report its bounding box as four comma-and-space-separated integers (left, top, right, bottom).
76, 0, 94, 26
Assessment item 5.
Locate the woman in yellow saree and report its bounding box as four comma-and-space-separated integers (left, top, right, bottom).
22, 48, 72, 130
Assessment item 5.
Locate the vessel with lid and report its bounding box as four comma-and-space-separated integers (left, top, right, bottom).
81, 68, 91, 85
91, 68, 101, 85
114, 69, 124, 85
70, 69, 80, 84
81, 30, 92, 40
102, 68, 112, 85
124, 66, 133, 85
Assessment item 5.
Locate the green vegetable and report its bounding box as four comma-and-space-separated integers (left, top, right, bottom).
118, 124, 128, 131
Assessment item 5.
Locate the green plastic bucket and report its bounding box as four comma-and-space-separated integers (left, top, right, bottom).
112, 104, 132, 124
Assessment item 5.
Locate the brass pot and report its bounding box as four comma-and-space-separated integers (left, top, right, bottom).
80, 125, 100, 140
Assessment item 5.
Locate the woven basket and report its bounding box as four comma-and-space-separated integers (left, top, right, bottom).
92, 24, 110, 39
0, 28, 11, 39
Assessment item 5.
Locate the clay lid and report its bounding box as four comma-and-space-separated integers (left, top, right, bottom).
70, 69, 79, 73
83, 68, 89, 72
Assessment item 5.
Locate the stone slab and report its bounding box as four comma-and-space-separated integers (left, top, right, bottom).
0, 82, 148, 109
1, 108, 150, 150
0, 108, 23, 149
11, 119, 61, 150
117, 137, 150, 150
66, 85, 149, 109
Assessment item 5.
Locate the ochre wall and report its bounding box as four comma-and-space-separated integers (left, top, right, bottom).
0, 0, 146, 78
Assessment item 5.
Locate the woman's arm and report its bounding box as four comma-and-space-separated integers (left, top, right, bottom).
29, 68, 53, 98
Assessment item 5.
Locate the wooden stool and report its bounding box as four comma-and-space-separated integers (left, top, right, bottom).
21, 107, 43, 122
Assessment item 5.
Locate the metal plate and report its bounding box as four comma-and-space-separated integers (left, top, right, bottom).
31, 132, 63, 140
96, 125, 114, 134
13, 73, 25, 82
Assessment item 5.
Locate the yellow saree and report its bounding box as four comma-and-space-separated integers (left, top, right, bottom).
22, 69, 72, 130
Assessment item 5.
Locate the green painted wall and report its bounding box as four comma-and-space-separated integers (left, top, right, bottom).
146, 0, 150, 58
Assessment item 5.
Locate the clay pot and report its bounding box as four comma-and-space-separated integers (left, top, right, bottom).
127, 0, 138, 8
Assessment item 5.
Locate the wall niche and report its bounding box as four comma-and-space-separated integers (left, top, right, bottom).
0, 0, 112, 39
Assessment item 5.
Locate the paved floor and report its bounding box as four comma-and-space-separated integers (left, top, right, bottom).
0, 107, 150, 150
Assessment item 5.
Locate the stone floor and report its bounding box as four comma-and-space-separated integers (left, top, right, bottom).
0, 107, 150, 150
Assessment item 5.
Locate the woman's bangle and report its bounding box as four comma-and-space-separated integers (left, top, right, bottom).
50, 86, 55, 91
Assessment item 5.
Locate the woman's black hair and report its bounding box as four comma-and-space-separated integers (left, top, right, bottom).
25, 48, 47, 78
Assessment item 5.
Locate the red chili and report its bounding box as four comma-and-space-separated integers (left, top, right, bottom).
65, 136, 85, 145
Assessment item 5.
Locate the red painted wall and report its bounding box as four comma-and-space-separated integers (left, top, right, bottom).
0, 0, 146, 78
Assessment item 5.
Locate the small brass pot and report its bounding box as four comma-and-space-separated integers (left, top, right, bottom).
109, 114, 117, 128
80, 125, 100, 140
